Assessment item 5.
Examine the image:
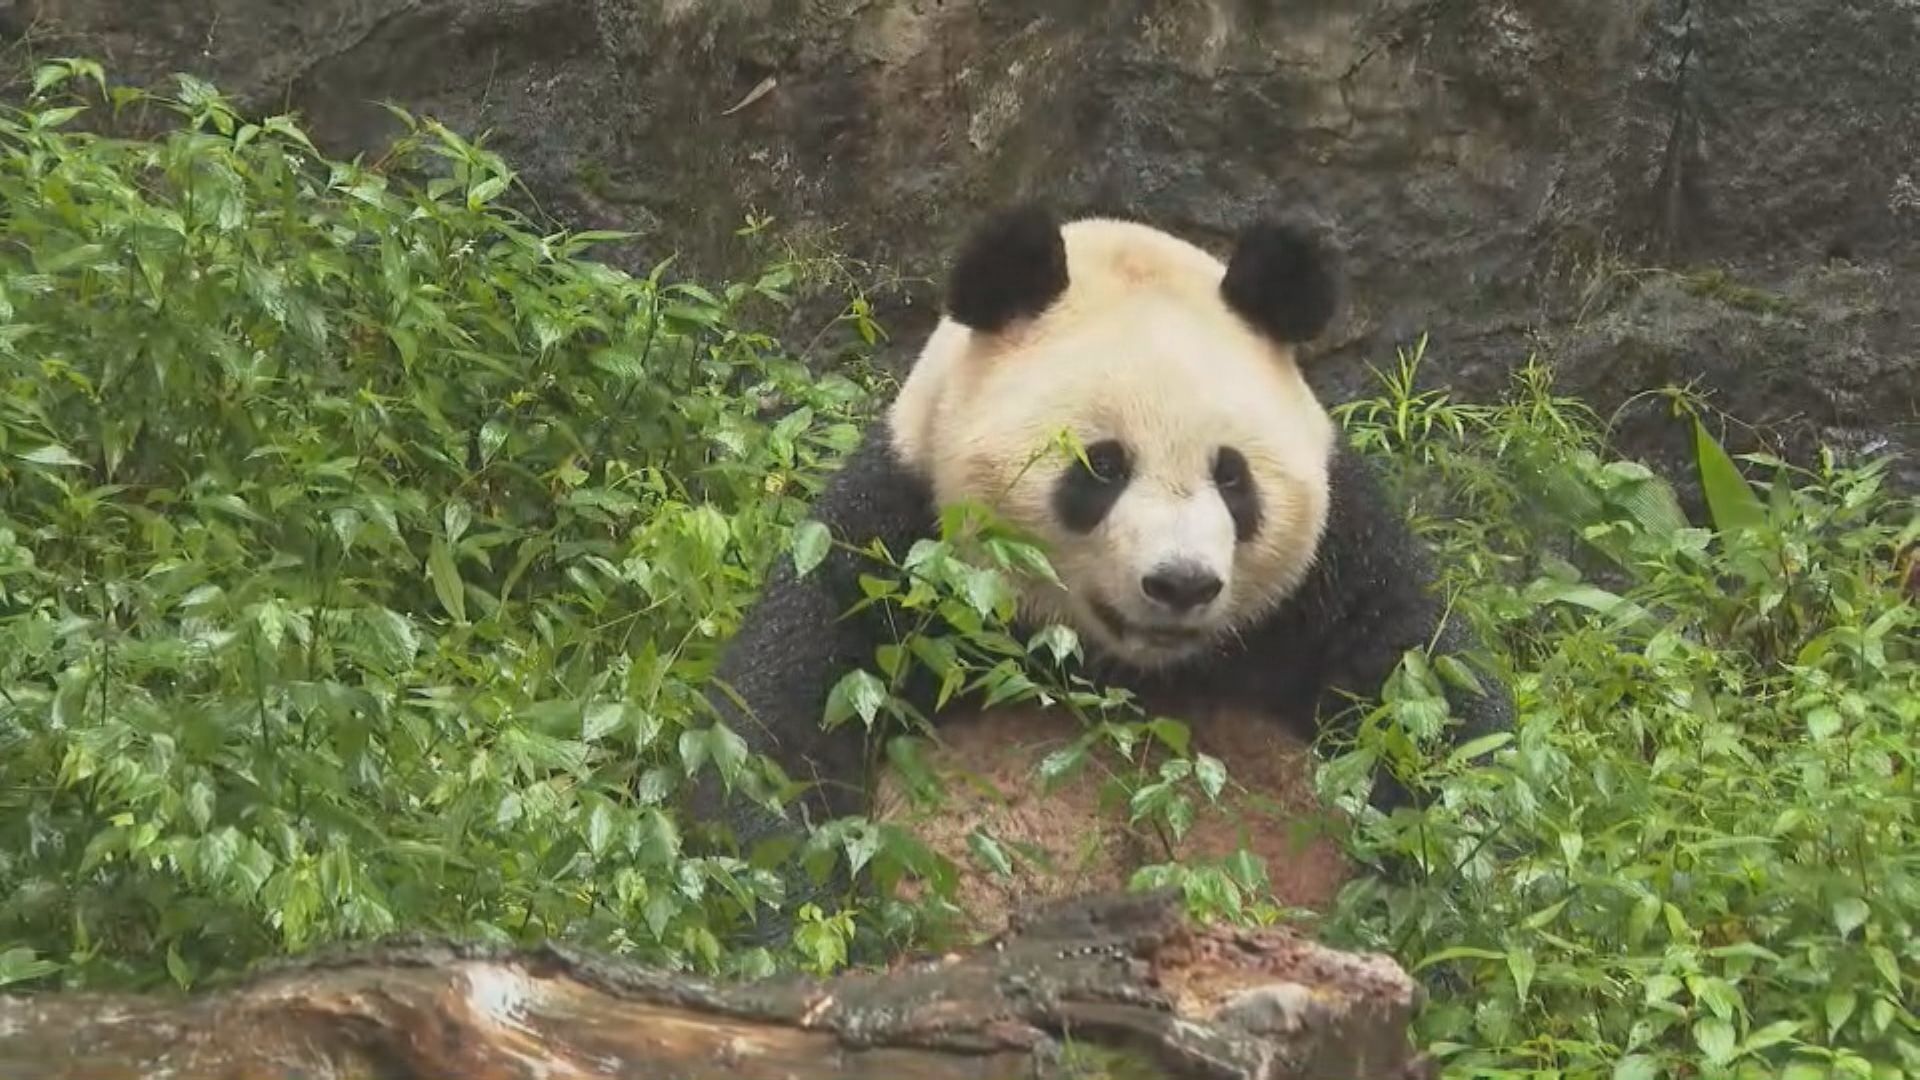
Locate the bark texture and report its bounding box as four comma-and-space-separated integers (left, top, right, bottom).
0, 889, 1431, 1080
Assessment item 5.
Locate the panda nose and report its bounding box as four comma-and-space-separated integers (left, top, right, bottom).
1141, 562, 1224, 613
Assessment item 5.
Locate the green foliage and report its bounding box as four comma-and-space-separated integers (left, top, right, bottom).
0, 60, 881, 988
1327, 351, 1920, 1078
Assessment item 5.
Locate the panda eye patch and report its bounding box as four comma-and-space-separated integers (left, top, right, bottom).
1212, 447, 1250, 490
1053, 438, 1132, 534
1213, 447, 1263, 543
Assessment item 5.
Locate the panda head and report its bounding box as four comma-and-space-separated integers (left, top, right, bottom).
889, 205, 1344, 671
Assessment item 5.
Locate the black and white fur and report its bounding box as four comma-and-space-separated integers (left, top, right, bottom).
684, 205, 1513, 940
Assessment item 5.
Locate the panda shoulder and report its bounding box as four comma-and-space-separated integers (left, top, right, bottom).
1262, 445, 1432, 615
807, 415, 938, 540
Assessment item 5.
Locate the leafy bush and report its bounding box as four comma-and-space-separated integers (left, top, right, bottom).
1324, 343, 1920, 1078
0, 59, 882, 989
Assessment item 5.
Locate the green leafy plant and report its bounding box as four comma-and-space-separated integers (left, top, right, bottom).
0, 59, 881, 989
1324, 352, 1919, 1078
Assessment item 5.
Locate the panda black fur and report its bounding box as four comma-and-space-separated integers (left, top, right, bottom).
686, 205, 1513, 943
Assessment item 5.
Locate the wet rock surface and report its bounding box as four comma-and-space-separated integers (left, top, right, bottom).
6, 0, 1916, 489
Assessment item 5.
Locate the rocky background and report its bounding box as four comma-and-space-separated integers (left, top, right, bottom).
5, 0, 1916, 495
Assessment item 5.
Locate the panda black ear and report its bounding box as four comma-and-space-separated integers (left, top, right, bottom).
1220, 220, 1341, 345
945, 204, 1069, 333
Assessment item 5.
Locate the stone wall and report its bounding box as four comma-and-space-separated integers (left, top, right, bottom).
6, 0, 1916, 490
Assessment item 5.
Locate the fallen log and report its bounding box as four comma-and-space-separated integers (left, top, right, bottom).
0, 889, 1433, 1080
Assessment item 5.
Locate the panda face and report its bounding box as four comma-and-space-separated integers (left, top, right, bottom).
890, 211, 1342, 670
941, 298, 1332, 668
1054, 438, 1245, 650
1054, 438, 1258, 640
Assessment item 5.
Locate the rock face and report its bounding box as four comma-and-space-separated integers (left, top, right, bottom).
7, 0, 1917, 489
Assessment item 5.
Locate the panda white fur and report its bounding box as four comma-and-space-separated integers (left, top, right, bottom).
687, 205, 1512, 945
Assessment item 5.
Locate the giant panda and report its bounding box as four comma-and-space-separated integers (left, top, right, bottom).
686, 204, 1513, 947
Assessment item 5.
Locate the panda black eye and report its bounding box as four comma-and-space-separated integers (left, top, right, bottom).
1082, 440, 1130, 484
1213, 447, 1262, 543
1054, 439, 1132, 534
1213, 447, 1250, 490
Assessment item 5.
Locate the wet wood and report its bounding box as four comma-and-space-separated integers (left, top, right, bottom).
0, 889, 1434, 1080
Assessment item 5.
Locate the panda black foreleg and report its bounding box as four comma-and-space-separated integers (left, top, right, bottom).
1304, 450, 1515, 815
1318, 590, 1513, 816
680, 419, 939, 947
